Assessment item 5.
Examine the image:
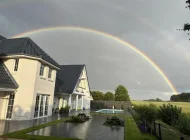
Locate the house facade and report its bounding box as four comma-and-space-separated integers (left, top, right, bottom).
54, 65, 92, 111
0, 35, 92, 120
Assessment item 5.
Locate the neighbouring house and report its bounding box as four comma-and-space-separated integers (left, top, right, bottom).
0, 35, 92, 120
54, 65, 93, 111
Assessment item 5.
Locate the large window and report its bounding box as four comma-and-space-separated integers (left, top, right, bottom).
39, 64, 45, 76
6, 94, 15, 119
14, 59, 19, 71
34, 94, 50, 118
48, 68, 52, 79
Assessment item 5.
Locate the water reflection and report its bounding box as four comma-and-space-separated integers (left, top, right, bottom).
29, 115, 124, 140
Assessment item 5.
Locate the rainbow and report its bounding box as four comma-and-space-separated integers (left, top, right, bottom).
11, 26, 178, 95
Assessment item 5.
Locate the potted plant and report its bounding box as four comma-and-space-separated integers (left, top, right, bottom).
64, 105, 70, 113
59, 105, 70, 114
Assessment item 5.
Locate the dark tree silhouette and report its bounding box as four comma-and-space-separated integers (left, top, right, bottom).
178, 1, 190, 39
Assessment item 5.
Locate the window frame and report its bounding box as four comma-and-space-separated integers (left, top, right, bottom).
34, 94, 50, 118
39, 64, 45, 76
48, 68, 52, 79
13, 59, 19, 72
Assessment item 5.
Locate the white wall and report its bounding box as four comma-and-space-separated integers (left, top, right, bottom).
0, 92, 9, 119
33, 62, 56, 118
3, 58, 57, 120
74, 66, 92, 109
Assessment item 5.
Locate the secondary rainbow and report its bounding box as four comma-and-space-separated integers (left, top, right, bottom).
11, 26, 178, 95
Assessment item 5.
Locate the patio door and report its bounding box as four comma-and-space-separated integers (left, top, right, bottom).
34, 94, 49, 118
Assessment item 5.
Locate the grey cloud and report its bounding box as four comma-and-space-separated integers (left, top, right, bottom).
0, 0, 190, 100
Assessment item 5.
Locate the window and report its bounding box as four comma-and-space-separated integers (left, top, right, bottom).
6, 94, 15, 119
39, 64, 45, 76
34, 94, 50, 118
34, 95, 40, 118
44, 96, 49, 116
48, 68, 52, 79
14, 59, 19, 71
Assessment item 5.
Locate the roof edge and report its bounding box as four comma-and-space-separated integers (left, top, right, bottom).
0, 54, 60, 70
2, 62, 18, 89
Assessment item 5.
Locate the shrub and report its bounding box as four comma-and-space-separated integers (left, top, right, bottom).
159, 104, 182, 126
71, 116, 84, 123
59, 105, 70, 114
104, 116, 124, 126
174, 113, 190, 135
134, 104, 159, 123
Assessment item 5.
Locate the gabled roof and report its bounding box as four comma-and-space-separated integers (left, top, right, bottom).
0, 60, 18, 90
55, 65, 85, 94
0, 37, 60, 68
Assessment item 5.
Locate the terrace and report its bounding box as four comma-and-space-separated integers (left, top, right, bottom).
0, 109, 157, 140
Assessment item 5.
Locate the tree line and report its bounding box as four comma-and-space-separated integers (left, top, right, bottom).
170, 92, 190, 102
90, 85, 130, 101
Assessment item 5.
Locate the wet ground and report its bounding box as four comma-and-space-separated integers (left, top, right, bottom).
28, 115, 124, 140
0, 110, 90, 135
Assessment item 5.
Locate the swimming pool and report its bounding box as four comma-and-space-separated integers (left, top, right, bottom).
95, 109, 124, 114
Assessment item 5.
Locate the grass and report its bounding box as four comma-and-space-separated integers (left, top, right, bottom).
125, 116, 157, 140
132, 100, 190, 113
1, 117, 81, 140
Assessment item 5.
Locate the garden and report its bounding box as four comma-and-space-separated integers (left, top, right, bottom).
129, 103, 190, 140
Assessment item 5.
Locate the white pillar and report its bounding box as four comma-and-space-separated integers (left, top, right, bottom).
68, 94, 72, 109
59, 97, 63, 109
76, 95, 78, 111
81, 96, 84, 110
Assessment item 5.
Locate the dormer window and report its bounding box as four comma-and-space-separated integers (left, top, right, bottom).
14, 59, 19, 71
48, 68, 52, 79
39, 64, 45, 76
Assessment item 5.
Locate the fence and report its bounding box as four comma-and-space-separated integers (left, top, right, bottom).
147, 121, 190, 140
129, 108, 190, 140
90, 100, 131, 110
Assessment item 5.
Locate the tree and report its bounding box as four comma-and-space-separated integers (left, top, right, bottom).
91, 91, 104, 100
104, 92, 114, 101
170, 93, 190, 102
156, 98, 162, 102
159, 104, 182, 126
179, 1, 190, 39
135, 104, 159, 123
115, 85, 130, 101
170, 95, 180, 102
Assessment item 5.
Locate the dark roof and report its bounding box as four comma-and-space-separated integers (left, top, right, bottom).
0, 37, 60, 68
0, 60, 18, 89
55, 65, 85, 94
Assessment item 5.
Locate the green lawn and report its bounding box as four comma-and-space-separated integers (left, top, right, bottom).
132, 100, 190, 113
125, 116, 157, 140
1, 117, 80, 140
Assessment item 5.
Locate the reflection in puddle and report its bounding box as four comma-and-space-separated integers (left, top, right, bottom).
29, 115, 124, 140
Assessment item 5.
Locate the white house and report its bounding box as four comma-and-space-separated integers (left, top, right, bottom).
0, 35, 92, 120
54, 65, 92, 111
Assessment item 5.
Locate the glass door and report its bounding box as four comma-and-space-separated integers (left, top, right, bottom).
34, 94, 49, 118
6, 94, 15, 119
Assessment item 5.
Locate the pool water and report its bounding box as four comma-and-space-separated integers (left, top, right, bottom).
95, 109, 124, 114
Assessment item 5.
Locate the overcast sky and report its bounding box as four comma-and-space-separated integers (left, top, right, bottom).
0, 0, 190, 100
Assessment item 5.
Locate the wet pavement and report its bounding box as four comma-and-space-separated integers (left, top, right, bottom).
28, 115, 124, 140
0, 110, 90, 135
